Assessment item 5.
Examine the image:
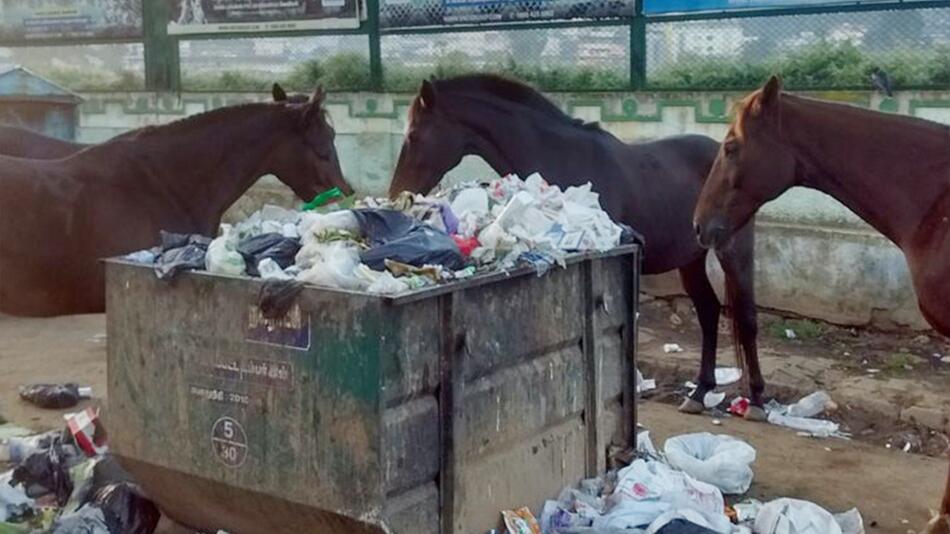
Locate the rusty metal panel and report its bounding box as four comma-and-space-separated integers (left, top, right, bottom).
107, 264, 390, 533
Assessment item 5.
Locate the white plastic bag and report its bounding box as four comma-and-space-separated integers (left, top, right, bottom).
451, 187, 489, 217
295, 242, 364, 290
754, 498, 842, 534
297, 210, 360, 240
206, 224, 246, 276
766, 412, 842, 438
600, 459, 732, 533
663, 433, 757, 494
258, 258, 292, 280
785, 391, 832, 418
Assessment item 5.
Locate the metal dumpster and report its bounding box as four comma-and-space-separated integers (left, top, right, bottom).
105, 245, 640, 534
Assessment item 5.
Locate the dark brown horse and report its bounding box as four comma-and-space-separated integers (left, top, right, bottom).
0, 84, 302, 161
0, 88, 350, 317
389, 75, 766, 418
694, 76, 950, 336
0, 125, 88, 159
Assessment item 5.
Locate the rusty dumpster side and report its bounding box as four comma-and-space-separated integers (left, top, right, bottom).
105, 246, 640, 534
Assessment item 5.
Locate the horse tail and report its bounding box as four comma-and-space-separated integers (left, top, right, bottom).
723, 265, 748, 388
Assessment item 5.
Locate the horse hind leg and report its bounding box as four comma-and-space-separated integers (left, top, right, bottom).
715, 221, 767, 421
676, 254, 721, 415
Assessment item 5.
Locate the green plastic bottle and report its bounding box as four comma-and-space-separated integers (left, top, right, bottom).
301, 187, 344, 211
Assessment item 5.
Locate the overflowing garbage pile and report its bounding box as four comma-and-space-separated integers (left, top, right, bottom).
0, 409, 160, 533
125, 173, 641, 295
498, 431, 864, 534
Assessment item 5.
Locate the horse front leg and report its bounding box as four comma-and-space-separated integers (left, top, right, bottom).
677, 255, 721, 414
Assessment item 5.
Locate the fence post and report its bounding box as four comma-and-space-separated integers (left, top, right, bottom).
629, 0, 647, 90
143, 0, 180, 92
366, 0, 384, 90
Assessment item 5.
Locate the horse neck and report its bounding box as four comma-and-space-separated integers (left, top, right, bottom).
452, 97, 614, 185
85, 107, 287, 234
784, 95, 950, 247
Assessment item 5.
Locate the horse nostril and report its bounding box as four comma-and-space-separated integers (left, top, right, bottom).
694, 223, 702, 237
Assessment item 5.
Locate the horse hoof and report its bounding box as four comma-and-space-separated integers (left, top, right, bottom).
745, 406, 768, 422
678, 398, 705, 414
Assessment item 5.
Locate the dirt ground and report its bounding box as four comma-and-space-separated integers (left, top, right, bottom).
0, 305, 947, 534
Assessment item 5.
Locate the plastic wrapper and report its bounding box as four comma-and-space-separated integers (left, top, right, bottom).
663, 433, 757, 494
18, 383, 89, 410
236, 233, 301, 277
502, 507, 541, 534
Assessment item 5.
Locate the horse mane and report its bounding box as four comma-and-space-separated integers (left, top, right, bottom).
432, 74, 601, 131
116, 101, 311, 142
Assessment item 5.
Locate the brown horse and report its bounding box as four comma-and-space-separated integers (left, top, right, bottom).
0, 125, 88, 159
0, 84, 303, 160
0, 87, 350, 317
694, 76, 950, 335
389, 75, 767, 418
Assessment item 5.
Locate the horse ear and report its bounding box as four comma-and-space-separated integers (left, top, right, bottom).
311, 85, 326, 105
303, 86, 327, 125
419, 79, 437, 109
272, 83, 288, 102
760, 75, 782, 112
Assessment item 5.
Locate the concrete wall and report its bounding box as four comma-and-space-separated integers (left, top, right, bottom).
76, 90, 950, 330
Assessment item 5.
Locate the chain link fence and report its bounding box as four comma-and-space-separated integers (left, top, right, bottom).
647, 6, 950, 90
179, 35, 370, 91
381, 25, 630, 91
0, 43, 145, 90
0, 2, 946, 93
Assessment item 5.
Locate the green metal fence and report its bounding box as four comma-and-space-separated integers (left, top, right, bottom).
2, 0, 949, 93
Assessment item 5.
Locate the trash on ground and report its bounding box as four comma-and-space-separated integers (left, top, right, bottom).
10, 437, 75, 506
0, 471, 33, 522
663, 433, 757, 494
728, 397, 750, 417
636, 369, 656, 394
754, 498, 864, 534
714, 368, 742, 386
64, 408, 108, 458
785, 329, 797, 339
663, 344, 683, 354
502, 506, 542, 534
0, 425, 32, 442
18, 384, 91, 410
763, 391, 847, 438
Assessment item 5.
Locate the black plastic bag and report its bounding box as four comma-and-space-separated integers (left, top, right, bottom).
259, 279, 305, 319
154, 244, 207, 281
11, 440, 73, 506
19, 383, 82, 409
237, 233, 301, 276
352, 209, 465, 271
52, 456, 161, 534
654, 518, 719, 534
52, 483, 160, 534
154, 231, 212, 281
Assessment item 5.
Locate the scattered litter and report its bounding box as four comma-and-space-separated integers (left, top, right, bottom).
703, 392, 726, 409
18, 384, 91, 410
64, 408, 108, 458
0, 471, 33, 522
784, 391, 832, 418
637, 431, 658, 458
866, 369, 881, 374
766, 412, 845, 439
753, 499, 865, 534
942, 356, 950, 365
711, 419, 722, 426
714, 368, 742, 386
729, 397, 750, 417
785, 329, 797, 339
663, 433, 756, 494
52, 481, 161, 534
636, 369, 656, 394
663, 344, 683, 354
502, 507, 541, 534
11, 438, 75, 506
765, 392, 846, 438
